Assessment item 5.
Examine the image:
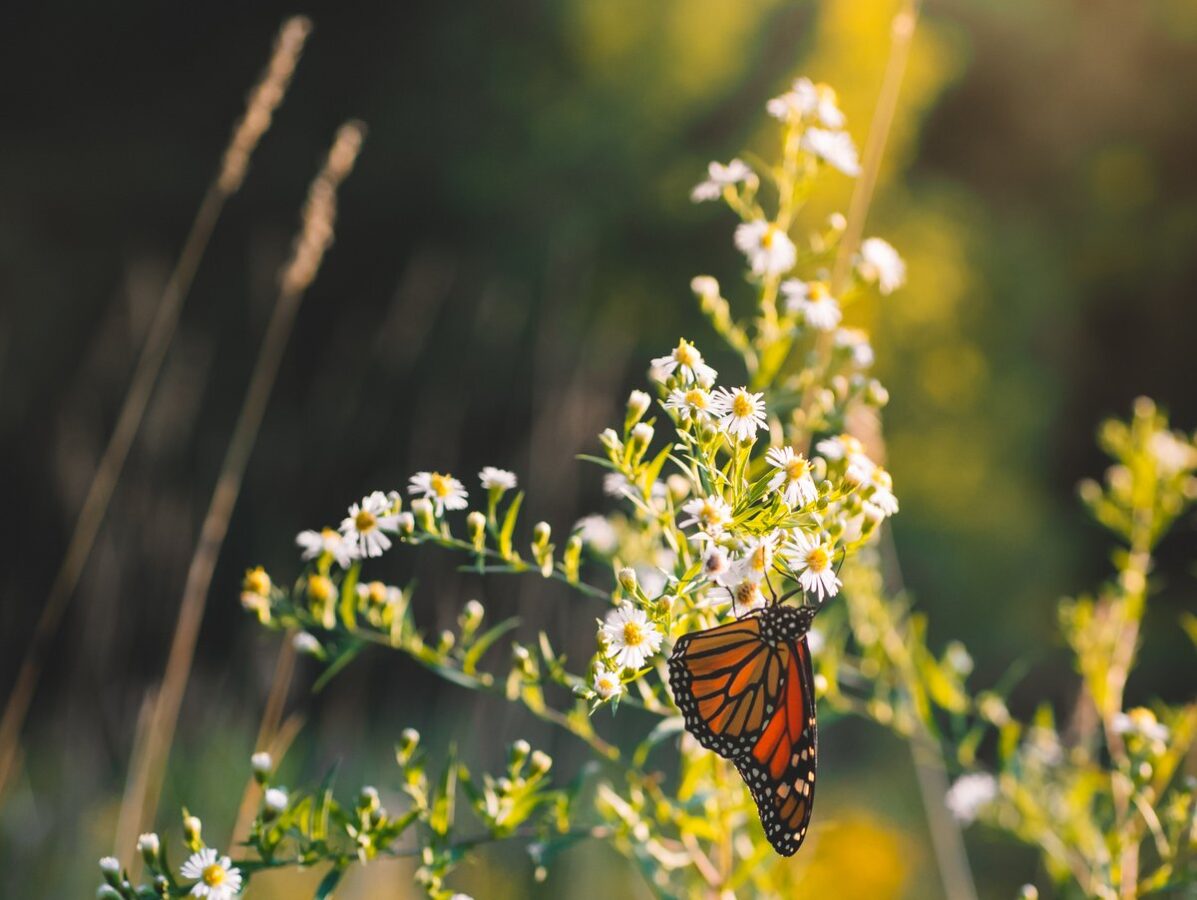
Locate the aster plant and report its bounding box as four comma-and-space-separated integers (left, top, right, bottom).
101, 77, 1197, 900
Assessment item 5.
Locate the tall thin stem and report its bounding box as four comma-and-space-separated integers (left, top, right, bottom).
0, 15, 312, 804
118, 123, 366, 865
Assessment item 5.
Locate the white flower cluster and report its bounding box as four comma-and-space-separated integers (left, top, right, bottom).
292, 467, 521, 565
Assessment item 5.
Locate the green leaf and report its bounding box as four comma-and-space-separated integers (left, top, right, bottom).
641, 444, 674, 493
314, 864, 345, 899
462, 617, 520, 674
312, 640, 365, 693
1181, 612, 1197, 650
430, 745, 458, 837
499, 491, 525, 560
338, 562, 361, 630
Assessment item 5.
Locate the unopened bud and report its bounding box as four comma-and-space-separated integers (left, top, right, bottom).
599, 428, 622, 456
690, 275, 720, 299
529, 750, 553, 775
99, 856, 121, 879
510, 739, 531, 769
397, 511, 416, 535
533, 521, 552, 549
626, 390, 652, 426
251, 751, 273, 783
461, 599, 485, 632
292, 631, 322, 657
617, 567, 638, 594
264, 787, 288, 818
467, 511, 486, 550
97, 887, 122, 900
360, 785, 381, 812
630, 422, 654, 452
137, 832, 160, 865
182, 814, 203, 848
411, 497, 436, 532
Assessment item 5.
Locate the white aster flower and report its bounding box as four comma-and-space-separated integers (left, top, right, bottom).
691, 158, 754, 202
574, 515, 619, 555
834, 327, 875, 368
651, 339, 717, 385
728, 577, 767, 612
600, 604, 663, 670
712, 387, 768, 442
734, 220, 797, 277
479, 466, 518, 491
296, 526, 357, 568
408, 471, 469, 515
781, 280, 842, 332
592, 664, 624, 700
785, 530, 841, 601
727, 533, 779, 585
603, 472, 632, 498
857, 237, 906, 294
800, 128, 861, 176
766, 77, 845, 129
664, 386, 717, 423
864, 468, 899, 519
340, 491, 401, 558
180, 848, 243, 899
945, 773, 998, 824
765, 446, 818, 507
702, 545, 731, 583
679, 494, 733, 535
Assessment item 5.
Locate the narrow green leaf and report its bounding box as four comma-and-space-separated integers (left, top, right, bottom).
499, 491, 525, 560
462, 617, 520, 674
314, 864, 345, 899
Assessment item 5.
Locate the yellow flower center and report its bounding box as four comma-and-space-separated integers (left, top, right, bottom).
354, 509, 377, 532
786, 458, 810, 481
700, 502, 723, 525
684, 388, 708, 409
430, 473, 453, 497
761, 225, 778, 249
731, 394, 753, 417
308, 575, 335, 603
735, 581, 761, 606
320, 527, 340, 543
675, 343, 697, 367
806, 546, 831, 572
750, 544, 770, 573
244, 567, 271, 597
622, 621, 644, 647
202, 863, 226, 886
367, 581, 388, 605
809, 282, 829, 302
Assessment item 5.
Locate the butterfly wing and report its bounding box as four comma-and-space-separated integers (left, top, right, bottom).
733, 634, 817, 856
668, 615, 789, 759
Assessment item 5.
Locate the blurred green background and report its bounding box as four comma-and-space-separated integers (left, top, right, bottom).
2, 0, 1195, 896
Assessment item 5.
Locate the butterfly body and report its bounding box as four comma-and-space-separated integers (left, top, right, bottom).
668, 604, 817, 856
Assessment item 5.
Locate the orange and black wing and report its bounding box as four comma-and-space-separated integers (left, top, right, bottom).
733, 634, 817, 856
668, 615, 789, 759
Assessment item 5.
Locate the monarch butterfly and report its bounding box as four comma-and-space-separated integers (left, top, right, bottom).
668, 602, 818, 856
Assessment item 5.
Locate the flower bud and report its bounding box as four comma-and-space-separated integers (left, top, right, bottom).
251, 751, 273, 780
599, 428, 623, 457
437, 629, 456, 653
264, 787, 289, 818
411, 497, 436, 532
137, 832, 160, 865
630, 422, 654, 453
617, 567, 639, 594
532, 521, 552, 549
866, 380, 890, 407
529, 750, 553, 776
690, 275, 720, 299
665, 474, 691, 502
467, 510, 486, 551
397, 511, 416, 536
397, 728, 421, 764
99, 856, 121, 881
626, 390, 652, 426
182, 813, 203, 849
292, 631, 323, 657
96, 887, 122, 900
510, 739, 531, 769
460, 599, 485, 632
360, 785, 381, 813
